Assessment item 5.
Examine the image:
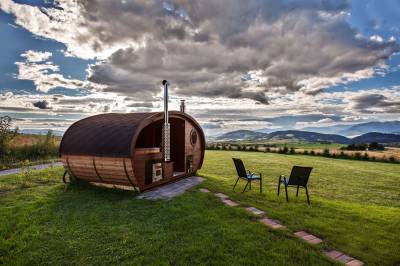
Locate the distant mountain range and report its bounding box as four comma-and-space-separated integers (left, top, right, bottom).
216, 130, 400, 144
300, 121, 400, 136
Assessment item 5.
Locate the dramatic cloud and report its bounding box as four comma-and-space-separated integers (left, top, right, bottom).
83, 0, 399, 102
2, 0, 399, 104
15, 50, 85, 93
348, 92, 400, 113
21, 50, 52, 63
33, 100, 50, 109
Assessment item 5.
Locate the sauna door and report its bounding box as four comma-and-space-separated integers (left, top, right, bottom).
170, 118, 185, 172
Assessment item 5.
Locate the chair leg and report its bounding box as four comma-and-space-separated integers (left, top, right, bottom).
277, 176, 281, 196
296, 185, 299, 197
233, 177, 240, 191
284, 184, 289, 202
305, 186, 310, 205
242, 180, 250, 193
249, 180, 252, 190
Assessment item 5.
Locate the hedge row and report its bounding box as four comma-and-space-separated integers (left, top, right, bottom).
206, 144, 398, 164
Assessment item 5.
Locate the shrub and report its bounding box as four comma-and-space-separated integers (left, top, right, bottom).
322, 148, 330, 157
354, 152, 362, 160
368, 142, 384, 151
344, 143, 368, 151
283, 146, 288, 153
310, 150, 315, 155
289, 147, 295, 154
389, 156, 396, 162
363, 153, 369, 160
303, 150, 309, 155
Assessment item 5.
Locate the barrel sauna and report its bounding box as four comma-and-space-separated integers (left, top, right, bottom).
59, 111, 205, 191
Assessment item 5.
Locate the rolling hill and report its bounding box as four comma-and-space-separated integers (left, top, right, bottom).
216, 130, 268, 140
267, 130, 351, 144
216, 130, 400, 144
351, 132, 400, 144
302, 121, 400, 136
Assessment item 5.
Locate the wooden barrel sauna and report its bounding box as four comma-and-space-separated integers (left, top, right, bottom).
59, 111, 205, 191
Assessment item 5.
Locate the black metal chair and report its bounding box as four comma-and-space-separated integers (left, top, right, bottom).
277, 166, 312, 205
232, 158, 262, 193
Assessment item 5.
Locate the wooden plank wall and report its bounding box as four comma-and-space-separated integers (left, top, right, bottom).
61, 155, 137, 187
185, 121, 203, 171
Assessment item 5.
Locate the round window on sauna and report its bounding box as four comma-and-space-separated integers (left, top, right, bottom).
190, 130, 197, 145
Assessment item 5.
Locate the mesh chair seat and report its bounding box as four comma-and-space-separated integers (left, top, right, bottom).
247, 173, 261, 179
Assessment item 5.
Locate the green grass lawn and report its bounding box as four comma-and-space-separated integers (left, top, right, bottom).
1, 151, 399, 265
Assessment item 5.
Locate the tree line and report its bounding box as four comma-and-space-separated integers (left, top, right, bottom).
0, 116, 59, 169
206, 143, 398, 163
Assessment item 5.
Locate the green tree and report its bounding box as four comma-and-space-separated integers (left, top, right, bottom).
0, 116, 12, 156
323, 148, 330, 157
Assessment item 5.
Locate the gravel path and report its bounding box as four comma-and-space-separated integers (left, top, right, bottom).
0, 162, 62, 177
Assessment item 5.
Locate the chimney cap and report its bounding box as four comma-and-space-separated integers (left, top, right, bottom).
162, 80, 168, 86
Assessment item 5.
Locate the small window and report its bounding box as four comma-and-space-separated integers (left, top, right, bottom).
190, 130, 197, 145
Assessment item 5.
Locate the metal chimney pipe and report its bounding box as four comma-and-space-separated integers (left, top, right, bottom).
180, 100, 185, 113
162, 80, 170, 162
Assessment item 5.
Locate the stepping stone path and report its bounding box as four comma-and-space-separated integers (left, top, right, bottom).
259, 217, 286, 229
294, 231, 323, 244
137, 176, 204, 200
324, 250, 364, 266
214, 192, 229, 199
221, 199, 239, 207
209, 188, 364, 265
245, 207, 265, 216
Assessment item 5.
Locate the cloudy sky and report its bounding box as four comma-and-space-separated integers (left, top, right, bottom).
0, 0, 399, 136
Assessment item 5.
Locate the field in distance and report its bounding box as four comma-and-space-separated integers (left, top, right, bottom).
9, 134, 62, 148
209, 140, 400, 161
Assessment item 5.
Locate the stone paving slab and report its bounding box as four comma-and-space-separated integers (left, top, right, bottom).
222, 199, 239, 207
259, 217, 285, 229
303, 235, 322, 244
137, 176, 204, 200
336, 254, 354, 264
245, 207, 265, 216
199, 188, 210, 193
214, 192, 229, 199
324, 250, 343, 260
293, 231, 309, 238
324, 250, 364, 266
294, 231, 322, 244
345, 259, 364, 266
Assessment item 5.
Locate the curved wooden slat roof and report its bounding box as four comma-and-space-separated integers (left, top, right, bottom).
59, 111, 205, 157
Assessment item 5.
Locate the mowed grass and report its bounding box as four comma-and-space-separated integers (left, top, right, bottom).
199, 151, 400, 265
0, 167, 332, 265
0, 151, 399, 265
